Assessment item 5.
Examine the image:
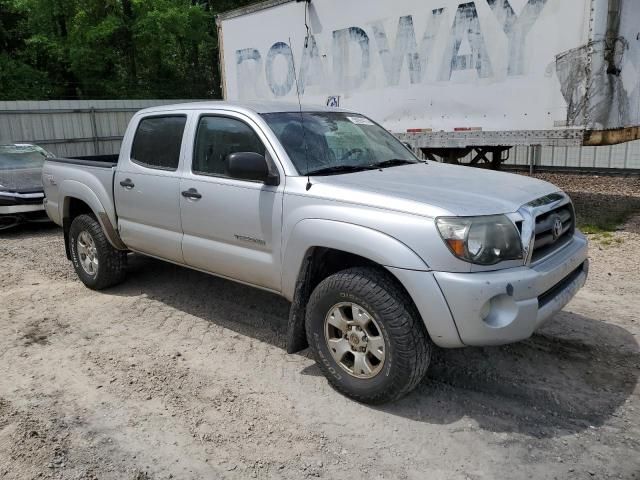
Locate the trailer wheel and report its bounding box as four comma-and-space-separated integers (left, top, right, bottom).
306, 267, 431, 404
69, 214, 127, 290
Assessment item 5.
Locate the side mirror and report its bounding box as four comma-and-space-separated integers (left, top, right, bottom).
225, 152, 279, 185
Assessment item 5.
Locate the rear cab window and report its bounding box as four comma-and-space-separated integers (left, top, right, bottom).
130, 116, 187, 171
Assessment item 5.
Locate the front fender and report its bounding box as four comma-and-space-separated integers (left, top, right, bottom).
281, 218, 429, 300
60, 180, 126, 250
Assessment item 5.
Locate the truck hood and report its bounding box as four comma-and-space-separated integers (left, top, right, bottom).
0, 167, 43, 193
312, 162, 560, 216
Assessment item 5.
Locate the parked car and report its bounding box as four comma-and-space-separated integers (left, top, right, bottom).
42, 102, 588, 404
0, 143, 54, 230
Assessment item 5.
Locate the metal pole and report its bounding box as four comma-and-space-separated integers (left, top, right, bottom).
529, 146, 535, 175
624, 141, 629, 169
90, 107, 100, 155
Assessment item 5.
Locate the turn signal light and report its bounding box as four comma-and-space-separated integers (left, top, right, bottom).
446, 239, 466, 257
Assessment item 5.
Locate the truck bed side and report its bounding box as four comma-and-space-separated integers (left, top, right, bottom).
46, 155, 119, 168
42, 157, 126, 254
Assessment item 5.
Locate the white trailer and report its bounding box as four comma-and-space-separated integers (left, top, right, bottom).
216, 0, 640, 166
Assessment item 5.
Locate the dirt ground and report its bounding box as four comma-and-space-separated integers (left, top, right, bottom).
1, 174, 639, 480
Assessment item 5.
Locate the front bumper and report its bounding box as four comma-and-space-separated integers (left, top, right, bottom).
0, 191, 45, 214
433, 233, 588, 346
0, 203, 45, 214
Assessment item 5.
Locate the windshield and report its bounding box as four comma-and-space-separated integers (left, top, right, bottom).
261, 112, 418, 175
0, 145, 51, 170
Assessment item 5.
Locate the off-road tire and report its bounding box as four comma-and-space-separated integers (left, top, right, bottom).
69, 214, 127, 290
306, 267, 432, 404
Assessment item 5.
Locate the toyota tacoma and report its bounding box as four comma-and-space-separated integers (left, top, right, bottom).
42, 102, 588, 403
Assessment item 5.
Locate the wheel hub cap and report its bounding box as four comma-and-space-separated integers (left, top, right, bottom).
348, 331, 363, 348
324, 302, 386, 379
77, 230, 98, 276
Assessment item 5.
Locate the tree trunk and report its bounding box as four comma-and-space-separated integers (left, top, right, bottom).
120, 0, 137, 88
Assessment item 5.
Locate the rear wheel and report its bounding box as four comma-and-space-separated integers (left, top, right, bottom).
306, 267, 431, 404
69, 214, 127, 290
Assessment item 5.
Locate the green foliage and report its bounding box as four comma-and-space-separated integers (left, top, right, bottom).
571, 192, 640, 233
0, 0, 256, 100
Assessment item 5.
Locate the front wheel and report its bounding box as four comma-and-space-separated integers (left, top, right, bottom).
305, 267, 432, 404
69, 214, 127, 290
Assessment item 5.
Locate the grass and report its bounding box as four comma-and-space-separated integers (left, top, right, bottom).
565, 191, 640, 247
568, 192, 640, 234
599, 237, 625, 247
580, 223, 625, 235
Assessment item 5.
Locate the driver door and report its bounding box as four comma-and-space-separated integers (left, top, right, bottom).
179, 112, 284, 291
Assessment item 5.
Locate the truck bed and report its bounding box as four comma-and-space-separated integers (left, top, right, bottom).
42, 155, 119, 232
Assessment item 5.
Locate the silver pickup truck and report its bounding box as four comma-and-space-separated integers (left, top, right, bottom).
42, 102, 588, 403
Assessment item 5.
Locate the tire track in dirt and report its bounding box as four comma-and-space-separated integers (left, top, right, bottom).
1, 216, 639, 479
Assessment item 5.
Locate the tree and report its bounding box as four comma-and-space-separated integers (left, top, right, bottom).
0, 0, 257, 100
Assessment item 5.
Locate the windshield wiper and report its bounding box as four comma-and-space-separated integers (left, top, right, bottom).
370, 159, 418, 169
306, 165, 376, 176
306, 159, 418, 176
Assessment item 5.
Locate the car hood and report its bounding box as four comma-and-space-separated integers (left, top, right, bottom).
311, 162, 560, 216
0, 167, 44, 193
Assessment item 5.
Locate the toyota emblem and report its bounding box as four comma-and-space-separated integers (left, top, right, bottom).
552, 217, 563, 240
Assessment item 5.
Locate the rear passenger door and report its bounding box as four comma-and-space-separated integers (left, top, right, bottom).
179, 112, 284, 291
114, 115, 187, 263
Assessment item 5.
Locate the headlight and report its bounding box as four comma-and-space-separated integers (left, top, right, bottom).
436, 215, 523, 265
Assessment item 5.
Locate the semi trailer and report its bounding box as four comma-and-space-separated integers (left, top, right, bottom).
216, 0, 640, 166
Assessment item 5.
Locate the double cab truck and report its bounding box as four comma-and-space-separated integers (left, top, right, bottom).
42, 102, 588, 403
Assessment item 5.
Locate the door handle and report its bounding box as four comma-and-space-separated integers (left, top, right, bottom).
119, 178, 135, 189
181, 188, 202, 200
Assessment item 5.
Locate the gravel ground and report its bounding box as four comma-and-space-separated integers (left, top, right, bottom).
0, 173, 639, 480
521, 172, 640, 232
524, 173, 640, 199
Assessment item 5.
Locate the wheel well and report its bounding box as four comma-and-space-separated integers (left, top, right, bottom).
306, 247, 379, 294
66, 197, 93, 222
285, 247, 423, 354
306, 248, 419, 311
62, 198, 94, 259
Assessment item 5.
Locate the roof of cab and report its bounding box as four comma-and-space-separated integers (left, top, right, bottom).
137, 101, 350, 116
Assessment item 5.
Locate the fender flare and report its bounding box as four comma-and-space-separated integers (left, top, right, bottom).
60, 180, 127, 251
281, 218, 429, 301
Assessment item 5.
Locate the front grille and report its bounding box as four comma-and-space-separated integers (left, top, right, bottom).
0, 194, 44, 206
530, 203, 575, 263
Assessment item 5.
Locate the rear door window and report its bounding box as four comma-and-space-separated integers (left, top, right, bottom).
131, 116, 187, 171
